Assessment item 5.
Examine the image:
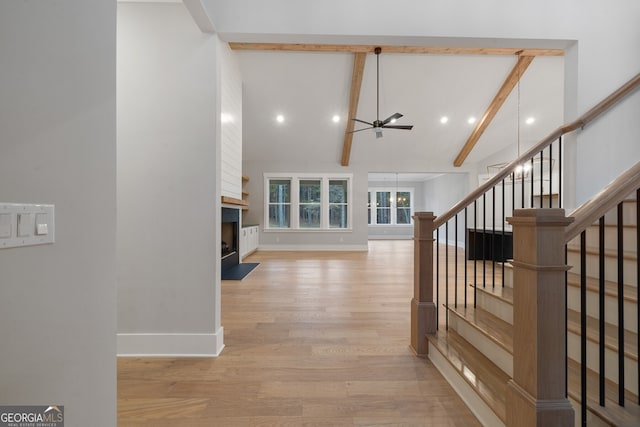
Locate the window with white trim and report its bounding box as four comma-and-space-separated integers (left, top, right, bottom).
368, 188, 414, 225
265, 174, 352, 230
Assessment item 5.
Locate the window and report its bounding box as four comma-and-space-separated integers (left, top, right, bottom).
396, 191, 411, 224
265, 174, 352, 230
299, 179, 321, 228
268, 179, 291, 227
376, 191, 391, 224
329, 179, 348, 228
368, 188, 414, 225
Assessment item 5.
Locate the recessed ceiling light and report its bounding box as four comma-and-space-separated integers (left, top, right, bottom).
525, 117, 535, 125
440, 116, 449, 124
221, 113, 233, 123
390, 118, 397, 124
276, 114, 285, 123
332, 115, 340, 123
468, 116, 477, 124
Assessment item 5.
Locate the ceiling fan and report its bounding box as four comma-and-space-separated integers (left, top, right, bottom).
352, 47, 414, 139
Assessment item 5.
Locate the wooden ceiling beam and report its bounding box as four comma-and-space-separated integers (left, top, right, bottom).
453, 55, 535, 167
228, 42, 564, 57
341, 52, 367, 167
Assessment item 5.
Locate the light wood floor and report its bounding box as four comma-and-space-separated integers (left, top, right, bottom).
117, 240, 481, 426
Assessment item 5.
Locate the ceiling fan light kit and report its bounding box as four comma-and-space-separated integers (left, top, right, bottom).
351, 47, 414, 138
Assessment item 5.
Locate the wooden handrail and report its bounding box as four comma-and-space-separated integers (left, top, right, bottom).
434, 72, 640, 228
565, 161, 640, 243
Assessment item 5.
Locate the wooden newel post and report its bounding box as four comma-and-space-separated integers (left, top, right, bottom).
506, 209, 574, 427
411, 212, 437, 356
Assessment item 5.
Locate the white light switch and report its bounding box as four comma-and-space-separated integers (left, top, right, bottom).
36, 223, 49, 236
18, 213, 34, 237
35, 213, 49, 235
0, 214, 11, 238
0, 203, 54, 249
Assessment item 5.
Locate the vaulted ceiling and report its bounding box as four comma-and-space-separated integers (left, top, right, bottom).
235, 44, 565, 171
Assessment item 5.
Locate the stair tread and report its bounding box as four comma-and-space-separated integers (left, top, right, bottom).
447, 306, 513, 353
567, 271, 638, 304
567, 309, 638, 361
427, 330, 508, 422
568, 358, 640, 425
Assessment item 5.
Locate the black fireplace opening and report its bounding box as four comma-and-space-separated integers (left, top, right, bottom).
221, 207, 240, 273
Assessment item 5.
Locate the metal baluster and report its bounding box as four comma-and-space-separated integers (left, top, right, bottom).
599, 216, 606, 406
581, 231, 587, 426
530, 157, 535, 207
559, 137, 563, 209
617, 203, 625, 405
474, 201, 477, 307
465, 207, 468, 308
502, 179, 505, 286
446, 222, 449, 330
512, 172, 516, 213
436, 228, 440, 330
483, 193, 486, 287
540, 149, 544, 207
548, 143, 554, 208
492, 187, 496, 288
455, 214, 458, 308
565, 245, 569, 399
521, 167, 525, 208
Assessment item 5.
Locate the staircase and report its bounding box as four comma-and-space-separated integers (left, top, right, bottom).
423, 194, 640, 426
410, 72, 640, 427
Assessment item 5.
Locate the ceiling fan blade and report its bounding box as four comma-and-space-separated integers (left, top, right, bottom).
381, 112, 403, 125
381, 125, 414, 130
349, 127, 374, 133
352, 118, 374, 126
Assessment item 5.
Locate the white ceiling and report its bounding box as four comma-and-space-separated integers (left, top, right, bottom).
236, 48, 564, 170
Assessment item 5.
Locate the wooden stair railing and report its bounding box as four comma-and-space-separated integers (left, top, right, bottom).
565, 161, 640, 243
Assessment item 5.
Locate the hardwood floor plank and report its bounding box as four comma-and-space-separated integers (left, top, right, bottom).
118, 240, 480, 426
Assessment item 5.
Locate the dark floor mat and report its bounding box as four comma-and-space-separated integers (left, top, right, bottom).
221, 263, 259, 280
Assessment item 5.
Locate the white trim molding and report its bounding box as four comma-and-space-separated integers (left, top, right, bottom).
117, 328, 224, 357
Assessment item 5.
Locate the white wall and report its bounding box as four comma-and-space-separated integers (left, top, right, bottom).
117, 3, 223, 356
209, 0, 640, 208
424, 174, 469, 246
0, 1, 116, 425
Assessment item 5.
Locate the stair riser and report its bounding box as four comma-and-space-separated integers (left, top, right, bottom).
449, 313, 513, 377
503, 265, 513, 288
568, 226, 638, 254
567, 251, 638, 285
427, 344, 506, 427
602, 201, 638, 226
567, 286, 638, 333
567, 332, 639, 397
476, 291, 513, 325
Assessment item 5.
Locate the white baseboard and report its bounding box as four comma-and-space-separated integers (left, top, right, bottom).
368, 235, 413, 240
117, 327, 224, 357
258, 244, 368, 251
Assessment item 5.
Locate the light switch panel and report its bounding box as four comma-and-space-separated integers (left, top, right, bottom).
0, 214, 11, 238
0, 203, 54, 249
